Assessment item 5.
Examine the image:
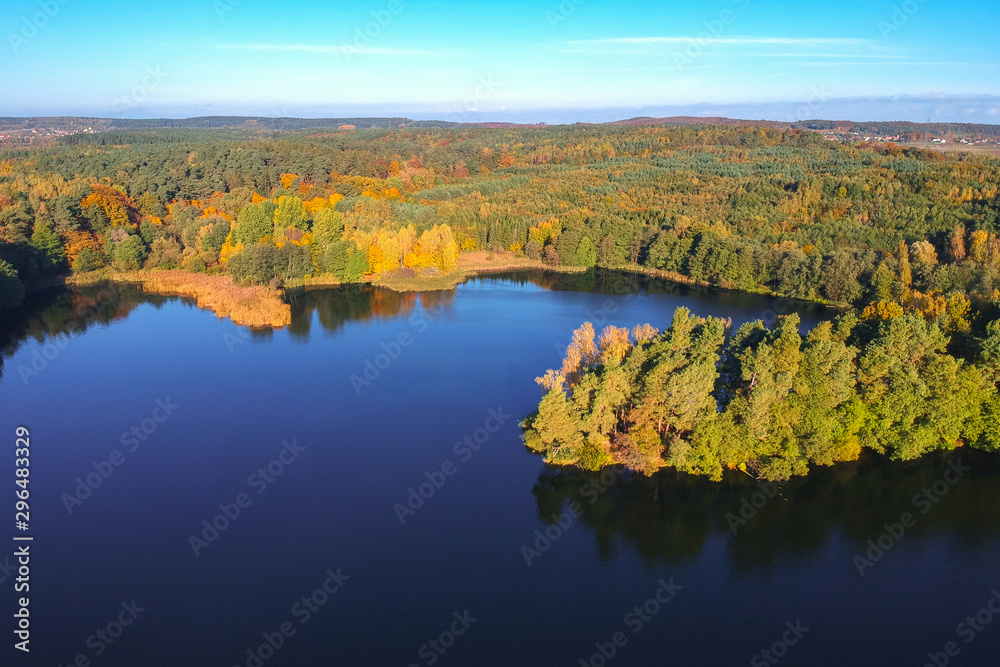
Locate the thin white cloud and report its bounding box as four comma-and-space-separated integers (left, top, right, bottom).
210, 43, 444, 57
748, 53, 908, 59
572, 36, 866, 46
782, 61, 1000, 67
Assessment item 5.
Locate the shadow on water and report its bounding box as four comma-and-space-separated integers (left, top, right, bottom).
1, 279, 466, 377
530, 448, 1000, 573
0, 282, 163, 382
2, 268, 829, 369
283, 284, 458, 340
468, 267, 831, 310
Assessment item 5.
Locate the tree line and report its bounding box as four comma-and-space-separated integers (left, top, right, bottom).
1, 123, 998, 314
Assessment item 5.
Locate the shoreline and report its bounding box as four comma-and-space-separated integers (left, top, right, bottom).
612, 263, 848, 311
29, 253, 847, 328
370, 254, 588, 292
67, 270, 292, 328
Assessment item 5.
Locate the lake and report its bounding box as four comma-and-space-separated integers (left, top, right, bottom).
2, 270, 999, 666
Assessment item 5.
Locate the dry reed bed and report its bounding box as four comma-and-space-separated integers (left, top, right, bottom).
71, 271, 291, 328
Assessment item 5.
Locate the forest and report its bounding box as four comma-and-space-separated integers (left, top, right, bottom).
522, 307, 1000, 480
1, 120, 999, 479
2, 123, 1000, 315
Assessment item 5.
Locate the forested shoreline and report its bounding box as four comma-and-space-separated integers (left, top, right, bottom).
1, 123, 998, 315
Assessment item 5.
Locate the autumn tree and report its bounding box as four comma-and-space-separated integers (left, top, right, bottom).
145, 238, 184, 269
910, 240, 938, 265
950, 225, 967, 262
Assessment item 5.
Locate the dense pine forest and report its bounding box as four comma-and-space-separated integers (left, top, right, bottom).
2, 122, 1000, 480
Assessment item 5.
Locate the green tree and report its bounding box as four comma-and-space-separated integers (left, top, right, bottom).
234, 201, 276, 246
72, 248, 101, 273
982, 320, 1000, 382
112, 235, 148, 270
0, 259, 25, 310
870, 262, 894, 302
791, 321, 862, 465
857, 315, 983, 460
344, 248, 370, 283
576, 236, 597, 267
312, 207, 344, 249
31, 221, 65, 274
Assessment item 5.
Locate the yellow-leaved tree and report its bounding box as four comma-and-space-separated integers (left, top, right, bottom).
368, 230, 402, 275
411, 224, 458, 274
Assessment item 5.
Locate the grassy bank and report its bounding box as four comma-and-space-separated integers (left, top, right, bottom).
613, 262, 847, 309
371, 252, 588, 292
69, 270, 291, 328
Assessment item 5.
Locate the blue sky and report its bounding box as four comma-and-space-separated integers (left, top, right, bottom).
2, 0, 999, 122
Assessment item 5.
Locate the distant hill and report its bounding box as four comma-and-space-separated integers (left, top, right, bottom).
107, 116, 460, 130
605, 115, 1000, 139
607, 115, 789, 129
1, 114, 998, 146
791, 119, 1000, 139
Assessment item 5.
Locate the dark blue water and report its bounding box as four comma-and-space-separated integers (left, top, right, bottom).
1, 271, 999, 667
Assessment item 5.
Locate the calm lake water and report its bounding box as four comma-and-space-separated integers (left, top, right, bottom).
2, 270, 999, 667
